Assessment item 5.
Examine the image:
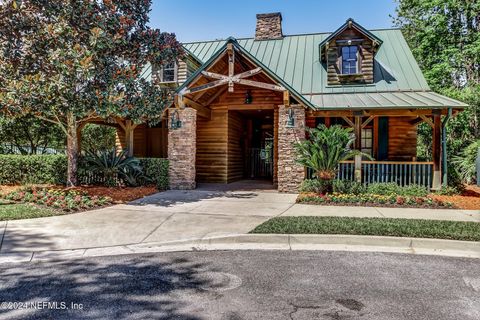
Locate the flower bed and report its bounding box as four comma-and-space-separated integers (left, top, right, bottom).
297, 192, 454, 208
2, 187, 113, 212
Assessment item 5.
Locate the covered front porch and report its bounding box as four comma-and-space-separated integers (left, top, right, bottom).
304, 108, 457, 190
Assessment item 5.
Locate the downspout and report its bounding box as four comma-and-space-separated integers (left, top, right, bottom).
441, 108, 452, 186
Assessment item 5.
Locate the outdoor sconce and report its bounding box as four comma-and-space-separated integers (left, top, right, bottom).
286, 108, 295, 128
245, 90, 253, 104
170, 110, 182, 130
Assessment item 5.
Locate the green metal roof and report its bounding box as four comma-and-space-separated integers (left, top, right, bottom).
183, 29, 467, 109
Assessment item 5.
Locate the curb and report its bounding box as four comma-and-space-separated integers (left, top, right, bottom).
0, 234, 478, 264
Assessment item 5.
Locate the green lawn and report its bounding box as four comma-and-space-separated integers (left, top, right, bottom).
250, 216, 480, 242
0, 203, 62, 221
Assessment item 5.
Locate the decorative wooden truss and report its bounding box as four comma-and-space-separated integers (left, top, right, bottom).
174, 43, 291, 119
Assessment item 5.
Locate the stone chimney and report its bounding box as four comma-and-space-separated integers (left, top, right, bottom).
255, 12, 283, 40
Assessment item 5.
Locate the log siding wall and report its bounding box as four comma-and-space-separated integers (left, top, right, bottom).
326, 28, 374, 85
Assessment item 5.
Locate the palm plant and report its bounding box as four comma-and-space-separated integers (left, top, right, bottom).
83, 149, 142, 187
295, 124, 371, 183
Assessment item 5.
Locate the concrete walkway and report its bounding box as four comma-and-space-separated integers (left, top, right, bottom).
0, 185, 478, 257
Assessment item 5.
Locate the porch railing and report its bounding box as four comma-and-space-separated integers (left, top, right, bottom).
306, 160, 434, 189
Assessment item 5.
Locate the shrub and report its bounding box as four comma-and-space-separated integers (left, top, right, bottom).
297, 193, 452, 208
299, 179, 331, 194
366, 182, 429, 197
332, 179, 366, 195
435, 185, 461, 196
400, 184, 429, 197
0, 154, 169, 190
0, 155, 67, 185
366, 182, 400, 195
139, 158, 169, 190
452, 140, 480, 184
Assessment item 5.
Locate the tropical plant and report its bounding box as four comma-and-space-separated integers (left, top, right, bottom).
452, 140, 480, 184
295, 125, 371, 188
83, 149, 142, 187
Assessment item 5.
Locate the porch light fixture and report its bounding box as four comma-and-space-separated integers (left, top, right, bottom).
286, 108, 295, 128
170, 110, 182, 130
245, 90, 253, 104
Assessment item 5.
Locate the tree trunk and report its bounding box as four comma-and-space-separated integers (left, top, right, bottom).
66, 113, 79, 187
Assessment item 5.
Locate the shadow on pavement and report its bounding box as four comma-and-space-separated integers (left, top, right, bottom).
0, 254, 217, 319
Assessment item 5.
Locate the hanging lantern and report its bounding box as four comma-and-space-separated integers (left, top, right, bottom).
286, 108, 295, 128
245, 90, 253, 104
170, 110, 182, 129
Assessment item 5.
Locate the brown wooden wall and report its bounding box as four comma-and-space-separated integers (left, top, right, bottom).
115, 122, 168, 158
227, 111, 245, 183
388, 116, 417, 161
196, 108, 228, 183
306, 116, 418, 161
326, 28, 374, 85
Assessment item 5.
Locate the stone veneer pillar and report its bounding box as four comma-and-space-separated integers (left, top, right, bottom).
168, 107, 196, 190
277, 105, 305, 193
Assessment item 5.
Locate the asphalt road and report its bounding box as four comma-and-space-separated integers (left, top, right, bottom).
0, 250, 479, 320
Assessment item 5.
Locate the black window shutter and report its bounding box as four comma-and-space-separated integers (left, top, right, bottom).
378, 117, 389, 160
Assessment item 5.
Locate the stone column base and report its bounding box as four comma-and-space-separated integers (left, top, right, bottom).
168, 108, 197, 190
277, 105, 305, 193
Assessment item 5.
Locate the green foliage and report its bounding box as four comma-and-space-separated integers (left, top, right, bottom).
250, 217, 478, 241
366, 182, 428, 197
81, 124, 116, 154
139, 158, 169, 190
83, 149, 142, 187
299, 179, 331, 194
295, 125, 371, 183
394, 1, 480, 179
0, 115, 64, 154
0, 155, 67, 184
452, 140, 480, 184
0, 154, 169, 189
435, 185, 461, 196
332, 180, 366, 195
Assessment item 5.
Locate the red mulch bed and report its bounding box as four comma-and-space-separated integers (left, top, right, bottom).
55, 185, 159, 203
430, 185, 480, 210
0, 185, 158, 203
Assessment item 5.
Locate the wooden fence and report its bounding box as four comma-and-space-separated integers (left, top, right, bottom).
307, 160, 434, 189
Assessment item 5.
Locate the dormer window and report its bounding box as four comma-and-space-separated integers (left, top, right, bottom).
158, 62, 177, 83
341, 46, 358, 75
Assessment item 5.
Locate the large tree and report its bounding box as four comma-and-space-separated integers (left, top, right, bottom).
393, 0, 480, 160
0, 0, 183, 186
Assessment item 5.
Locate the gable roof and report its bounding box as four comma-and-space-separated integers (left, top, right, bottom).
177, 37, 310, 107
182, 29, 467, 109
318, 18, 383, 53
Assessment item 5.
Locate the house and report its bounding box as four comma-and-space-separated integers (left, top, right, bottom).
115, 12, 467, 192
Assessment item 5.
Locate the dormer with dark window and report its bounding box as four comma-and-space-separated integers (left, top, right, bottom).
320, 19, 382, 85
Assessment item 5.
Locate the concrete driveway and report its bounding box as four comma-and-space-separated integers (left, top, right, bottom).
0, 185, 297, 254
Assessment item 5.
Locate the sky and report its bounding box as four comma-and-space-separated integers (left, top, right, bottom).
149, 0, 398, 43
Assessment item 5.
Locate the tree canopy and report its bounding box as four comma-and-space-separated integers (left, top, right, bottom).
393, 0, 480, 162
0, 0, 183, 185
